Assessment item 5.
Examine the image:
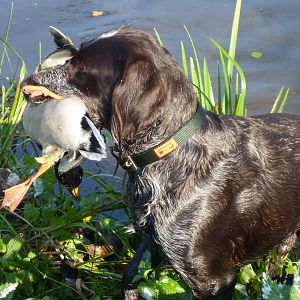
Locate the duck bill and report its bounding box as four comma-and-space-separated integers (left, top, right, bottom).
69, 186, 81, 200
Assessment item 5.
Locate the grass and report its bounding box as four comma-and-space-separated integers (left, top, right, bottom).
155, 2, 288, 117
0, 1, 27, 168
0, 63, 27, 167
0, 0, 299, 299
0, 156, 134, 299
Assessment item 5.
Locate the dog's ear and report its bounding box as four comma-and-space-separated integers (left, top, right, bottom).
111, 59, 167, 141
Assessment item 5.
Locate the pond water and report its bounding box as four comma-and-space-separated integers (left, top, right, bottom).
0, 0, 300, 196
1, 0, 300, 114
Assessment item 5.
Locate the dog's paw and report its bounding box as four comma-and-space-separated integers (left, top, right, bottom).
124, 289, 140, 300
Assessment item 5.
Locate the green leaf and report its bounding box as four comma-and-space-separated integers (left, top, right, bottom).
1, 234, 22, 260
24, 154, 39, 173
138, 250, 152, 271
262, 270, 300, 300
132, 274, 144, 284
234, 283, 247, 299
184, 25, 203, 102
269, 248, 277, 259
238, 264, 257, 284
0, 239, 6, 253
262, 274, 298, 300
156, 275, 186, 295
181, 41, 188, 78
219, 48, 232, 114
270, 87, 289, 113
217, 62, 222, 114
138, 281, 159, 300
19, 61, 27, 82
27, 251, 37, 260
189, 57, 198, 95
285, 263, 296, 275
203, 58, 215, 107
227, 0, 242, 78
24, 203, 40, 223
210, 38, 246, 116
278, 88, 290, 113
251, 51, 263, 59
291, 269, 300, 299
153, 28, 163, 47
0, 282, 18, 299
136, 250, 153, 280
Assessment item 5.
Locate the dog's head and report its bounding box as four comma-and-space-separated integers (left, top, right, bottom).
23, 29, 198, 155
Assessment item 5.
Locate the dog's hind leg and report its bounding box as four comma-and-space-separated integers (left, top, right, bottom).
169, 251, 236, 299
186, 272, 236, 300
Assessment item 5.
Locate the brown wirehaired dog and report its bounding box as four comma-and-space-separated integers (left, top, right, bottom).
22, 29, 300, 299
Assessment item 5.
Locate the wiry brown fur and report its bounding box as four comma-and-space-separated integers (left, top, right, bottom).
23, 29, 300, 299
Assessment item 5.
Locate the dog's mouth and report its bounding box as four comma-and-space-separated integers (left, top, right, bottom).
21, 84, 62, 103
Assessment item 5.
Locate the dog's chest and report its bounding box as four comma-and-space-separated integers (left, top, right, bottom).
126, 170, 178, 240
126, 172, 159, 225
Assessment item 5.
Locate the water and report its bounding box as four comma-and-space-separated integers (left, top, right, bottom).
0, 0, 299, 195
1, 0, 299, 114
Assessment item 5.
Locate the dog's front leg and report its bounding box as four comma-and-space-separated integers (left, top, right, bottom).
123, 239, 148, 300
123, 237, 164, 300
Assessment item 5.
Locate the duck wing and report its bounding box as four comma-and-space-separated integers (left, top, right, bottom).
79, 115, 107, 161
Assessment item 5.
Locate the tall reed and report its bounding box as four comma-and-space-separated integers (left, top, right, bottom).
155, 0, 288, 117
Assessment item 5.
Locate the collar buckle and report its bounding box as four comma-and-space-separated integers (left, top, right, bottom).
110, 145, 138, 172
120, 155, 138, 172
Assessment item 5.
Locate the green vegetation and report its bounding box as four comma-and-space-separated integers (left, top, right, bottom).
251, 51, 263, 59
0, 2, 27, 168
0, 0, 298, 299
0, 3, 135, 300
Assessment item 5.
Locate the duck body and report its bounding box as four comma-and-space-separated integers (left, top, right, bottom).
23, 95, 89, 152
22, 93, 106, 174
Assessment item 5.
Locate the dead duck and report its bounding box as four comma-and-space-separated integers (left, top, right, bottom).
1, 29, 106, 212
21, 27, 106, 197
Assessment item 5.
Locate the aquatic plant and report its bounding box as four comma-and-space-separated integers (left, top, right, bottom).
0, 1, 27, 168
